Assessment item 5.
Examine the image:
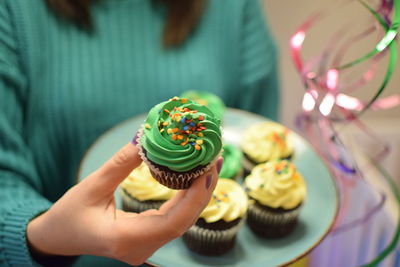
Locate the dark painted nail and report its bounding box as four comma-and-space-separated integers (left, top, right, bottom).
132, 132, 139, 145
216, 158, 224, 174
205, 174, 213, 189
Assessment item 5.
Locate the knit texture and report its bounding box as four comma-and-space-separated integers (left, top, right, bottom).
0, 0, 279, 265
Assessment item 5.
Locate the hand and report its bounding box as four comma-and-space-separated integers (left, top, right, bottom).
27, 143, 220, 265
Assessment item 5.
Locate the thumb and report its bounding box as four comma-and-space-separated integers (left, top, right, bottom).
84, 142, 142, 197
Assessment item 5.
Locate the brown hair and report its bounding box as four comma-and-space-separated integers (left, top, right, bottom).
44, 0, 207, 48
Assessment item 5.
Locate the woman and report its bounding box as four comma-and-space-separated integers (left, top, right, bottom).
0, 0, 279, 265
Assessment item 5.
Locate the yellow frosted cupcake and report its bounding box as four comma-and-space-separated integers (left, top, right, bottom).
245, 160, 306, 238
120, 162, 177, 213
182, 179, 248, 256
241, 122, 294, 173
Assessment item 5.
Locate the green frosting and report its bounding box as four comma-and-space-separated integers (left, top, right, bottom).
140, 97, 222, 172
180, 90, 225, 120
219, 144, 243, 179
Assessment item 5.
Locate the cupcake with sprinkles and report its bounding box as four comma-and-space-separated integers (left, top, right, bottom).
241, 122, 294, 174
120, 162, 177, 213
245, 160, 306, 238
182, 178, 248, 256
137, 96, 223, 189
180, 90, 225, 120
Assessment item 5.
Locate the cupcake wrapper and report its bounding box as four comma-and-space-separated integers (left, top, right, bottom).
136, 127, 221, 189
120, 188, 165, 213
247, 203, 301, 238
182, 217, 245, 256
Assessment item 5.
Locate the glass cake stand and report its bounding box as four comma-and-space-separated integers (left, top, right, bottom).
78, 108, 338, 267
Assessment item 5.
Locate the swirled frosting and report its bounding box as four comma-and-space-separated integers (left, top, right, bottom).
245, 160, 306, 209
120, 162, 177, 201
241, 122, 294, 163
140, 97, 222, 172
219, 144, 243, 179
200, 179, 248, 223
180, 90, 225, 120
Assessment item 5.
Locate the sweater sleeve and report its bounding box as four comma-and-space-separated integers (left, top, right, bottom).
0, 2, 52, 266
234, 0, 280, 121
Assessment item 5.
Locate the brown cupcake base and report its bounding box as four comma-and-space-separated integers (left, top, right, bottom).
182, 233, 237, 256
182, 218, 243, 256
147, 158, 206, 189
247, 201, 301, 239
120, 188, 165, 213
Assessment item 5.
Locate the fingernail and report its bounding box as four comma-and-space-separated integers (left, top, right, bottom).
132, 132, 139, 145
205, 174, 213, 189
217, 158, 224, 174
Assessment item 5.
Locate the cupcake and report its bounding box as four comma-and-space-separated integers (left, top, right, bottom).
245, 160, 306, 238
182, 179, 248, 256
219, 144, 243, 180
120, 162, 176, 213
138, 96, 223, 189
241, 122, 294, 174
180, 90, 225, 120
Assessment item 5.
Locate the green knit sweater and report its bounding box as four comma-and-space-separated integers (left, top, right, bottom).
0, 0, 279, 265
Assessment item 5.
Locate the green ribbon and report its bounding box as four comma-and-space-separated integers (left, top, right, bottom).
335, 1, 400, 265
339, 0, 399, 117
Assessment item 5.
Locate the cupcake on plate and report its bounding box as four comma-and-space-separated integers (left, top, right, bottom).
182, 179, 248, 256
120, 162, 176, 213
245, 160, 306, 238
241, 122, 294, 174
137, 96, 223, 189
180, 90, 225, 120
219, 144, 243, 180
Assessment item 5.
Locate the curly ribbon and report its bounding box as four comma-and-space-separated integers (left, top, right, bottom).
291, 0, 400, 265
360, 158, 400, 267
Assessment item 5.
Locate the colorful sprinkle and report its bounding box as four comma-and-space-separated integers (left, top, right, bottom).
163, 121, 169, 126
198, 115, 204, 121
145, 123, 151, 129
195, 144, 201, 150
275, 161, 289, 174
181, 138, 189, 146
196, 139, 203, 145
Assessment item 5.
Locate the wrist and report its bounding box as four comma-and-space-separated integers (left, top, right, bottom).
27, 211, 56, 257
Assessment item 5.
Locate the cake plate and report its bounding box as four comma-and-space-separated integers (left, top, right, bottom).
78, 108, 338, 267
